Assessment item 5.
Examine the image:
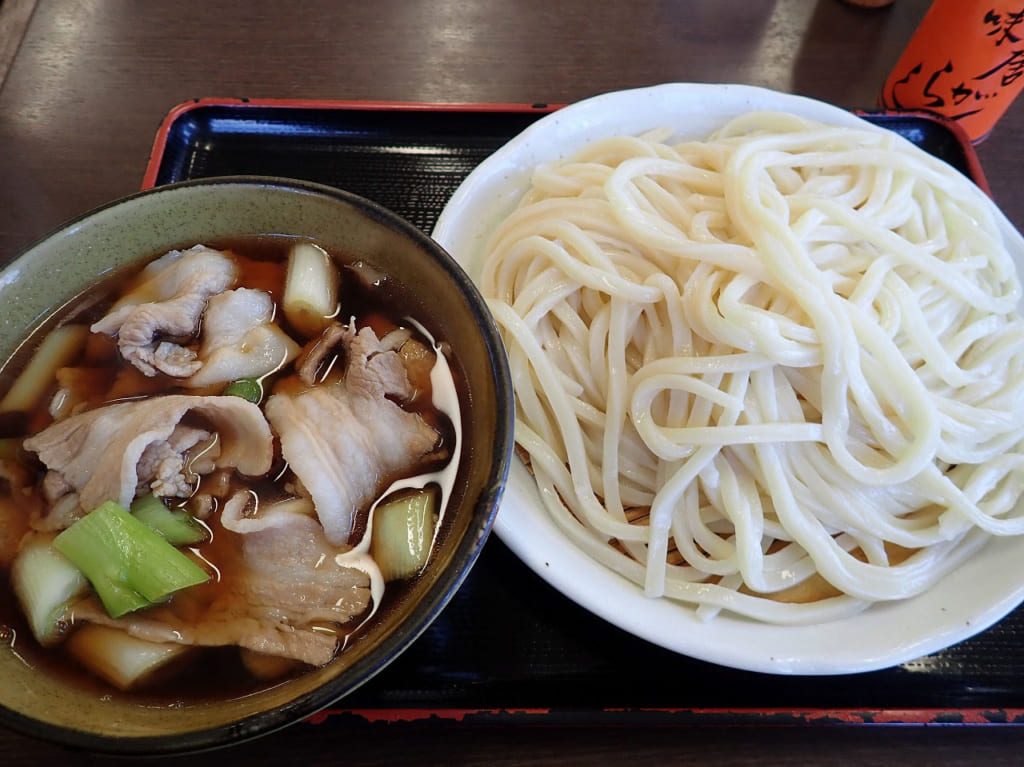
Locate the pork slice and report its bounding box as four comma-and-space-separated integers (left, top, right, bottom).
28, 492, 82, 533
266, 324, 440, 546
70, 513, 371, 666
296, 322, 349, 385
220, 489, 315, 534
137, 424, 212, 498
185, 288, 300, 388
90, 245, 238, 377
23, 395, 274, 516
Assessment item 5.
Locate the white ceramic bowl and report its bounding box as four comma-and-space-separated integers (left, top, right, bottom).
432, 82, 1024, 675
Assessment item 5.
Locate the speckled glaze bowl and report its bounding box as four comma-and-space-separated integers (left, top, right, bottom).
0, 177, 513, 754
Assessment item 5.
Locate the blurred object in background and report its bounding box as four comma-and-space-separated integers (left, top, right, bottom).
881, 0, 1024, 142
840, 0, 897, 7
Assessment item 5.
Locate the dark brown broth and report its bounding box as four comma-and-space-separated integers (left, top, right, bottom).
0, 234, 462, 702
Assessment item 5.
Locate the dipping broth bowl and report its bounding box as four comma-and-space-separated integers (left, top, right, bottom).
0, 176, 513, 754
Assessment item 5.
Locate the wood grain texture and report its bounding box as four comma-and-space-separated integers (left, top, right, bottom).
0, 0, 38, 89
2, 1, 1024, 763
0, 0, 1017, 263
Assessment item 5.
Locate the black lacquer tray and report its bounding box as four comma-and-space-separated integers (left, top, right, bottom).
144, 98, 1020, 727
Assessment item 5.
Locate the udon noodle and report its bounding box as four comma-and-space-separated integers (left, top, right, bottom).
480, 111, 1024, 624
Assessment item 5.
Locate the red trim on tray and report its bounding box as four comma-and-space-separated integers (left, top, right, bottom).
140, 97, 562, 190
138, 104, 1004, 729
141, 98, 990, 198
305, 707, 554, 725
305, 706, 1024, 726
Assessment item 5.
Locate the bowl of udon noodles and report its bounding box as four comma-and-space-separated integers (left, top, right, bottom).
432, 83, 1024, 675
0, 176, 513, 752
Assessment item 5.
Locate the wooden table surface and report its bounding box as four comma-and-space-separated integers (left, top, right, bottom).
3, 1, 1024, 764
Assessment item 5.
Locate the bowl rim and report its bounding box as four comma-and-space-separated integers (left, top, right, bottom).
0, 175, 514, 755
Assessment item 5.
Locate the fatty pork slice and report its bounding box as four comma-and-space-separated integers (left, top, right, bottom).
185, 287, 301, 388
71, 512, 370, 666
265, 324, 440, 547
22, 394, 274, 517
90, 245, 238, 378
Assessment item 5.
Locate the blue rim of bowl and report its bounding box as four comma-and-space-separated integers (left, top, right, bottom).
0, 176, 514, 755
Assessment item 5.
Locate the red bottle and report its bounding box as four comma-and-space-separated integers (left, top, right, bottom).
881, 0, 1024, 142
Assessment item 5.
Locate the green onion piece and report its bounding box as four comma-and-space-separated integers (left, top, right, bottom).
223, 377, 262, 403
370, 489, 439, 582
53, 501, 209, 618
131, 494, 207, 546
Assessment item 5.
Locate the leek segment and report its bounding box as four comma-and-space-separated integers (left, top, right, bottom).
0, 324, 89, 414
371, 489, 439, 581
54, 501, 209, 618
282, 242, 339, 338
67, 623, 195, 691
11, 534, 88, 646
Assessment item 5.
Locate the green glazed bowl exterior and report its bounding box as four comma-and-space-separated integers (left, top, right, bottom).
0, 177, 513, 754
